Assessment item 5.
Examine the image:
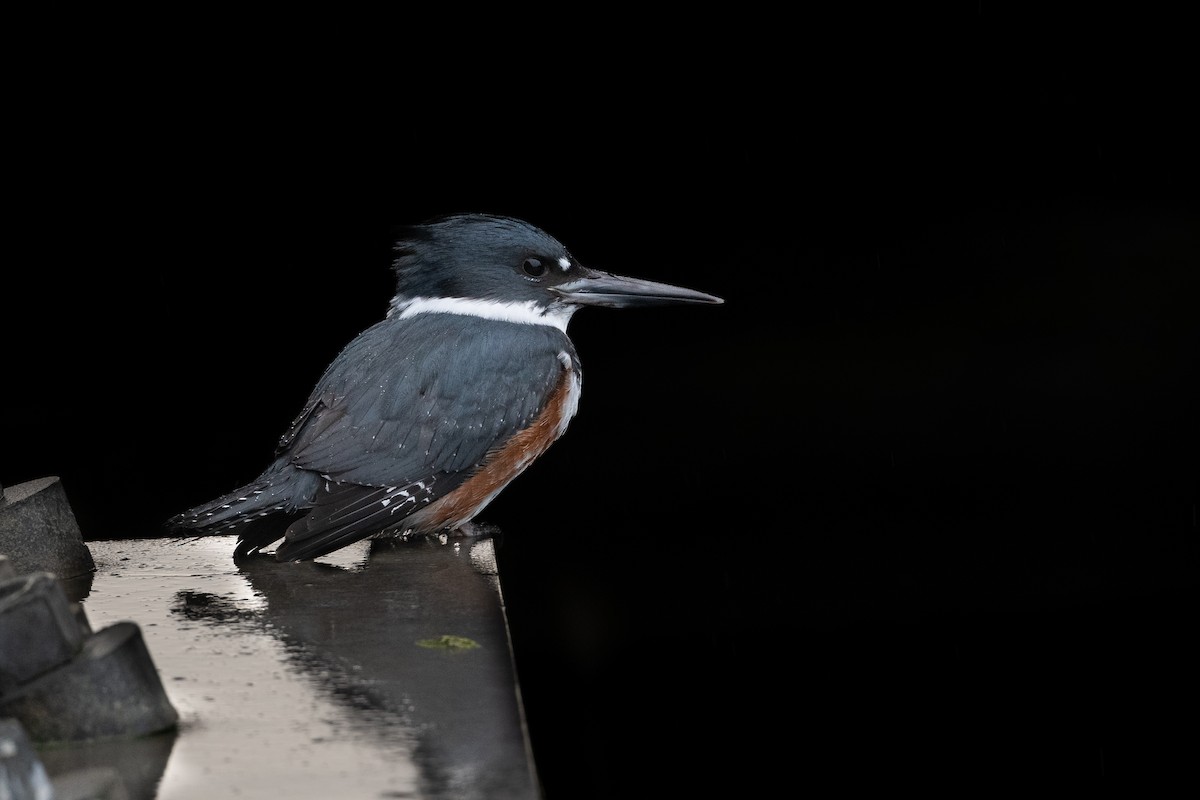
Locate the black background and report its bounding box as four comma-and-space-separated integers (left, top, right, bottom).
4, 6, 1198, 796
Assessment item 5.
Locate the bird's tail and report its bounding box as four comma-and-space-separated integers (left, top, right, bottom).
166, 467, 321, 554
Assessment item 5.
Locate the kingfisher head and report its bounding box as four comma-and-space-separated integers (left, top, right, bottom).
388, 214, 722, 330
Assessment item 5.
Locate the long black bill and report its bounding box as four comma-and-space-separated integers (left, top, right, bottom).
552, 271, 723, 308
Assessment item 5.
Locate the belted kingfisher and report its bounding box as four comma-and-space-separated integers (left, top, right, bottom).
167, 213, 722, 561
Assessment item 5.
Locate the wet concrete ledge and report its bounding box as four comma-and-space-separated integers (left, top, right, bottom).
47, 534, 541, 800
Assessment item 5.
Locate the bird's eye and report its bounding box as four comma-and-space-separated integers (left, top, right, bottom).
522, 257, 547, 278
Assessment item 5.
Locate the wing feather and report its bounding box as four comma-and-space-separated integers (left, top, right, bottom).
264, 314, 577, 560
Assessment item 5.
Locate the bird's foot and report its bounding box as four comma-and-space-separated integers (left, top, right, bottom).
448, 521, 500, 540
413, 521, 501, 545
383, 521, 499, 546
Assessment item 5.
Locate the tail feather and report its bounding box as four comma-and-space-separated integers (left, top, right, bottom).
167, 467, 321, 534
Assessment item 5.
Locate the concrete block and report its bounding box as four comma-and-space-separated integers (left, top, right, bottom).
0, 622, 179, 743
37, 728, 175, 800
0, 717, 55, 800
0, 477, 95, 580
0, 572, 86, 692
51, 766, 130, 800
71, 602, 93, 636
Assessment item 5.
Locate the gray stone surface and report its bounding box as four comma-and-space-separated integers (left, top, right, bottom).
70, 602, 92, 635
0, 572, 86, 691
0, 477, 95, 579
0, 717, 55, 800
43, 535, 540, 800
0, 622, 179, 743
48, 766, 130, 800
38, 729, 174, 800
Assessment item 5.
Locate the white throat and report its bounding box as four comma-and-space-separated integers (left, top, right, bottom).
388, 296, 578, 332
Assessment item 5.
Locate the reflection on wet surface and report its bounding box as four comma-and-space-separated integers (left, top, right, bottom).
53, 535, 538, 800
